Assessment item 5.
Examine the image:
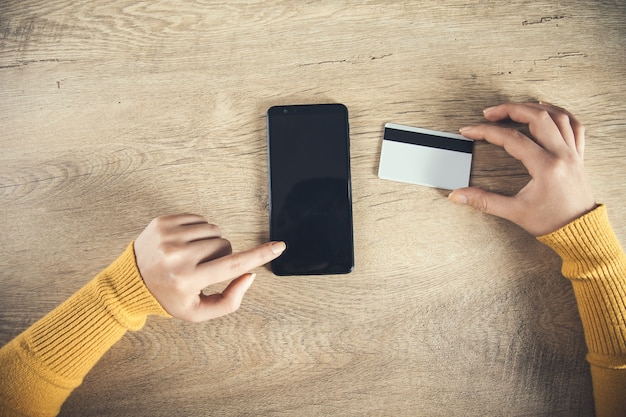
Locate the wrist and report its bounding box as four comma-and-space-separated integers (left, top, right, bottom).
537, 205, 625, 280
110, 241, 172, 327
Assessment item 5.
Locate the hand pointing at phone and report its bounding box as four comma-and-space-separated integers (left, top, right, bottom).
134, 214, 286, 322
448, 102, 597, 236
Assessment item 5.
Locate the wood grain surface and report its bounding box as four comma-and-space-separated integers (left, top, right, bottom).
1, 1, 625, 416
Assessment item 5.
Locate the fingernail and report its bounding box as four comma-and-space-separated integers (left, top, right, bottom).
448, 192, 467, 204
459, 126, 474, 134
483, 106, 497, 114
243, 273, 256, 291
271, 241, 287, 254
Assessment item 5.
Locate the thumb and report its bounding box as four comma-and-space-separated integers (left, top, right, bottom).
193, 273, 256, 322
448, 187, 516, 222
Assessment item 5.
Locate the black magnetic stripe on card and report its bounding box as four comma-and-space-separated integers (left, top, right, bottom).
384, 127, 473, 154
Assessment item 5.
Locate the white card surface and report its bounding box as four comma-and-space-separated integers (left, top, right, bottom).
377, 123, 474, 190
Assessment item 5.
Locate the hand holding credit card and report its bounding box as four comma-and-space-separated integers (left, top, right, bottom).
378, 123, 474, 190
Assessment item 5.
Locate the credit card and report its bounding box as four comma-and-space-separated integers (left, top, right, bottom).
377, 123, 474, 190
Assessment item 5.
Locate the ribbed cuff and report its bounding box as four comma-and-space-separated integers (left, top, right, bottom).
537, 205, 626, 367
537, 205, 626, 281
23, 242, 170, 386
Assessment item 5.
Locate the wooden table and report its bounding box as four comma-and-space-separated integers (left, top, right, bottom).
1, 2, 625, 416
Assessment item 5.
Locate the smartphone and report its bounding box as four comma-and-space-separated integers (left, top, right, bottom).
266, 103, 354, 276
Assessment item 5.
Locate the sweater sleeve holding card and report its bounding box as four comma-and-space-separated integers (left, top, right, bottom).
0, 242, 170, 417
538, 204, 626, 417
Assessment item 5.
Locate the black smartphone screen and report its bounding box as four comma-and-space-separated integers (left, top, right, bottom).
267, 103, 354, 276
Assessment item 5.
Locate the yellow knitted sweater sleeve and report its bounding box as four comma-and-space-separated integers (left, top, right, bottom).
0, 242, 170, 417
537, 205, 626, 417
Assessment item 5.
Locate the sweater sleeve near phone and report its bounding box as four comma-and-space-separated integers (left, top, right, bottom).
0, 242, 169, 417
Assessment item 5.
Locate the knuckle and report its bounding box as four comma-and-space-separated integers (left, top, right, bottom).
151, 215, 171, 231
548, 154, 576, 174
553, 112, 570, 126
227, 254, 245, 275
475, 197, 490, 214
536, 109, 552, 122
207, 223, 222, 236
504, 127, 526, 142
467, 191, 491, 214
225, 246, 269, 275
161, 241, 183, 261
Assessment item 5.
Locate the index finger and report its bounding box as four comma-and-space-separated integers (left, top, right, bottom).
197, 241, 286, 287
482, 103, 569, 155
460, 124, 547, 176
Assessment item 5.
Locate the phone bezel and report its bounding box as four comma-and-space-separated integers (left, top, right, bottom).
266, 103, 354, 276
